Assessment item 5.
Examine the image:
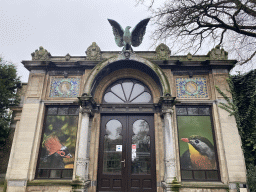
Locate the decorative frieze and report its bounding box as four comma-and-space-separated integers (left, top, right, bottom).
176, 77, 209, 98
49, 77, 81, 98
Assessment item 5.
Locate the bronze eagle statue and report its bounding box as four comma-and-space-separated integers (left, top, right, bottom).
108, 18, 150, 52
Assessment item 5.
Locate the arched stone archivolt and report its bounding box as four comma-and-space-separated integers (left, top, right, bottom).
93, 68, 161, 104
83, 54, 171, 97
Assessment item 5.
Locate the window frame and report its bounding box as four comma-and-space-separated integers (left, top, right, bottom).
176, 105, 220, 182
35, 105, 79, 180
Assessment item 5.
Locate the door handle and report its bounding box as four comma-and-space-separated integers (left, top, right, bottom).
121, 159, 125, 167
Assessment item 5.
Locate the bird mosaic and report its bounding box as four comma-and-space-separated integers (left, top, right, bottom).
107, 18, 150, 52
40, 136, 72, 168
180, 135, 216, 170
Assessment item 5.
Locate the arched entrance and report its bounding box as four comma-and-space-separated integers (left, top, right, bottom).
97, 79, 156, 192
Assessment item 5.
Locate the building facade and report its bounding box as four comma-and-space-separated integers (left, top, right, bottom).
6, 43, 247, 192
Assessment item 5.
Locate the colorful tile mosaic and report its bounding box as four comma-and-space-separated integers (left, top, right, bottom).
49, 77, 80, 98
176, 77, 208, 98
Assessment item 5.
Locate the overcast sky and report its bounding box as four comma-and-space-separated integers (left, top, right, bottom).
1, 0, 255, 83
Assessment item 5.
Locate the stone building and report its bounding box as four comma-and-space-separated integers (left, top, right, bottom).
5, 43, 248, 192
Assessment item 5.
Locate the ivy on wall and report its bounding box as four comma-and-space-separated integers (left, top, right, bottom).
216, 69, 256, 191
230, 70, 256, 166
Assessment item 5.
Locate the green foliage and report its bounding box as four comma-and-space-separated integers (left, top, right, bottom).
230, 70, 256, 166
215, 70, 256, 191
0, 58, 20, 146
247, 164, 256, 192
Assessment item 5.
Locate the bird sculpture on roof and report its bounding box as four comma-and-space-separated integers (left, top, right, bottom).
108, 18, 150, 52
180, 135, 216, 170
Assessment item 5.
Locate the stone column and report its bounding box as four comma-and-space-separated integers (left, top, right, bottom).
75, 109, 90, 181
73, 94, 96, 192
158, 95, 180, 191
162, 108, 176, 183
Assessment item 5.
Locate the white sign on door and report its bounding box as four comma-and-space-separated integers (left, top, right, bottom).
116, 145, 122, 151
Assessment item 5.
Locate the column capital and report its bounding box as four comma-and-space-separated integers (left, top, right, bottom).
158, 94, 176, 115
78, 93, 98, 115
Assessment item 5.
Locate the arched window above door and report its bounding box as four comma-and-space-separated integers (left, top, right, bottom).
103, 79, 153, 104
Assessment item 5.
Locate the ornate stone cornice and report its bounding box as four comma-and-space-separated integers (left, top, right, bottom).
78, 93, 98, 115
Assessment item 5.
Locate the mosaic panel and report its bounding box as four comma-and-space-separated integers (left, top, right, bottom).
176, 77, 208, 98
49, 77, 80, 98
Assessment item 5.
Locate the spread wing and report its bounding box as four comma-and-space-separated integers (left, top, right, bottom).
131, 18, 150, 47
108, 19, 124, 47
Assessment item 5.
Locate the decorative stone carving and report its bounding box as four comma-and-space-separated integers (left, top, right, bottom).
208, 45, 228, 60
187, 52, 192, 60
65, 53, 71, 61
158, 93, 176, 113
86, 42, 101, 60
31, 46, 51, 61
155, 43, 171, 60
78, 93, 97, 115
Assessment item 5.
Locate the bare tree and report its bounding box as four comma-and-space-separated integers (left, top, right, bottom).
138, 0, 256, 65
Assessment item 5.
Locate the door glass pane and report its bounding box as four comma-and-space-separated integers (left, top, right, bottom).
131, 120, 151, 174
103, 120, 123, 174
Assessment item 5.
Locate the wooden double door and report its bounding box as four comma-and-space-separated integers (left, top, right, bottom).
97, 114, 156, 192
